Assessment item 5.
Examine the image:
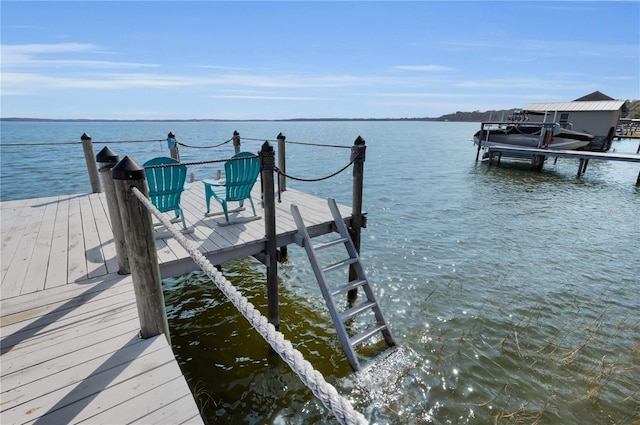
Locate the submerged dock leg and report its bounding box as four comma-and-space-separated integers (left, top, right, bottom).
577, 158, 589, 177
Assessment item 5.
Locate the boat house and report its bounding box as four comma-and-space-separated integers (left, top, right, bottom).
524, 91, 627, 151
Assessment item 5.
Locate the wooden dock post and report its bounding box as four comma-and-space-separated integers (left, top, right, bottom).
167, 132, 180, 161
233, 131, 241, 154
112, 156, 171, 343
96, 146, 130, 275
348, 136, 366, 303
81, 133, 102, 193
277, 133, 287, 192
260, 142, 279, 330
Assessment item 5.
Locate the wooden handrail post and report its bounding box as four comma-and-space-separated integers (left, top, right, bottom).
277, 132, 286, 192
167, 132, 180, 161
348, 136, 366, 303
96, 146, 130, 275
112, 156, 170, 343
81, 133, 102, 193
233, 130, 241, 154
260, 141, 279, 330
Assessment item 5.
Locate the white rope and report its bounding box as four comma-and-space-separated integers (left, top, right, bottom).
131, 187, 368, 425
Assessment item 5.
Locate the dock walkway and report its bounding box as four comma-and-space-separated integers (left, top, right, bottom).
1, 182, 352, 424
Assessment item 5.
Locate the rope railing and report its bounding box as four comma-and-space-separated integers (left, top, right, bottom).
274, 149, 362, 182
240, 136, 352, 149
175, 137, 233, 149
142, 153, 355, 183
142, 155, 259, 169
130, 186, 368, 425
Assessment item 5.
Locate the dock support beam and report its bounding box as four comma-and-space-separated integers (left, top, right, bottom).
81, 133, 102, 193
260, 142, 279, 330
348, 136, 366, 303
112, 156, 171, 343
96, 147, 130, 275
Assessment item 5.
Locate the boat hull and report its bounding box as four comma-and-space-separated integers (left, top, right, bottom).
473, 126, 593, 151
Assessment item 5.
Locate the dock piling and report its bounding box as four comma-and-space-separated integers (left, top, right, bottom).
81, 133, 102, 193
233, 131, 241, 154
277, 132, 287, 192
348, 136, 366, 303
260, 142, 279, 330
167, 132, 180, 161
112, 156, 170, 342
96, 146, 130, 275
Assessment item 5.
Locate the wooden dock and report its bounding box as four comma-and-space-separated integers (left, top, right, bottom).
1, 182, 353, 424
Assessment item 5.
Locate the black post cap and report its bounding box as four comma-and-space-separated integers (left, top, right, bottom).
261, 141, 273, 152
277, 132, 286, 140
111, 156, 146, 180
81, 133, 91, 141
233, 130, 239, 136
168, 132, 175, 138
354, 135, 366, 145
96, 146, 119, 164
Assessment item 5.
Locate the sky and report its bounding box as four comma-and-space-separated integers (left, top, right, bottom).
1, 1, 639, 120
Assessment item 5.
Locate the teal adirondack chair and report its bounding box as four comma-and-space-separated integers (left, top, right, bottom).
143, 157, 188, 230
202, 152, 260, 222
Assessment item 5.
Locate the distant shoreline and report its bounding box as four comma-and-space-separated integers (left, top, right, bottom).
1, 117, 443, 123
0, 108, 529, 123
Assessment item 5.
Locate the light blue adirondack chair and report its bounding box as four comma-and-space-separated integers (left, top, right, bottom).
143, 157, 188, 230
202, 152, 260, 222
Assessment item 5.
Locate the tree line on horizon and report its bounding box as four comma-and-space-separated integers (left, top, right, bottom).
437, 99, 640, 122
2, 100, 638, 122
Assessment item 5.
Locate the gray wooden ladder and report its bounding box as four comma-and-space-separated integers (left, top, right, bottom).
291, 198, 396, 371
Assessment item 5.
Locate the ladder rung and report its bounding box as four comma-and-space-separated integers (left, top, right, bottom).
323, 257, 357, 273
340, 300, 376, 322
350, 323, 387, 347
313, 237, 348, 250
332, 279, 368, 297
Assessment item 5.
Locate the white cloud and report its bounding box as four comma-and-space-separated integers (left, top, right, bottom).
392, 65, 455, 72
1, 43, 157, 69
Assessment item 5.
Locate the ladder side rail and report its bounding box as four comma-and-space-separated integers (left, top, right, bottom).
327, 198, 361, 260
327, 199, 396, 347
291, 204, 362, 371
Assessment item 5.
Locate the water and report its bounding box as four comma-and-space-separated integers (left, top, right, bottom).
1, 121, 639, 424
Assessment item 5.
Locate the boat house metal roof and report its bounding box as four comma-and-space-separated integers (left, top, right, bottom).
524, 100, 626, 112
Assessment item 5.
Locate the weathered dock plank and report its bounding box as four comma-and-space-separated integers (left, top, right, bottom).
67, 196, 89, 284
1, 197, 48, 298
45, 195, 70, 290
88, 193, 119, 275
1, 274, 202, 425
20, 200, 57, 294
